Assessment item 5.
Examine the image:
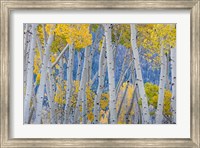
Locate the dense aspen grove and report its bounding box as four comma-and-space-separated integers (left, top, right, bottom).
23, 24, 176, 124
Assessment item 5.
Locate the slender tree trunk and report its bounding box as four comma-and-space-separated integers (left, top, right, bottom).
28, 106, 35, 124
23, 24, 32, 86
24, 24, 38, 124
124, 75, 131, 123
88, 26, 102, 81
116, 60, 133, 96
46, 61, 56, 124
89, 71, 98, 87
170, 47, 176, 123
34, 25, 55, 124
116, 51, 127, 94
165, 52, 170, 90
130, 65, 140, 124
125, 91, 134, 124
93, 38, 106, 124
74, 47, 90, 124
23, 24, 29, 71
104, 24, 117, 124
155, 45, 167, 124
76, 52, 82, 81
130, 24, 150, 124
132, 86, 142, 124
59, 58, 64, 89
46, 78, 51, 120
63, 44, 75, 124
117, 80, 129, 120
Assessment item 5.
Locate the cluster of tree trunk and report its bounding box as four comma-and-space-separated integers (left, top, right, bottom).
23, 24, 176, 124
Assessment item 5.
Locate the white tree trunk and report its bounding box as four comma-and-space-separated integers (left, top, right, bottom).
76, 52, 82, 81
59, 58, 64, 84
170, 47, 176, 123
130, 24, 150, 124
165, 53, 170, 90
74, 47, 90, 124
88, 26, 102, 81
23, 24, 32, 86
104, 24, 117, 124
23, 24, 29, 69
90, 71, 98, 87
117, 80, 129, 120
116, 53, 127, 93
93, 38, 106, 124
133, 86, 142, 124
64, 44, 75, 124
47, 61, 56, 124
116, 60, 133, 96
34, 25, 55, 124
155, 44, 167, 124
24, 24, 38, 124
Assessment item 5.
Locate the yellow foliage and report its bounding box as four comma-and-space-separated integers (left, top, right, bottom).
120, 82, 134, 100
98, 38, 104, 51
112, 24, 131, 49
136, 24, 176, 66
87, 112, 94, 122
54, 82, 66, 105
33, 48, 41, 74
36, 73, 41, 85
55, 64, 60, 69
86, 84, 95, 113
54, 24, 92, 49
144, 82, 172, 115
55, 80, 96, 121
164, 90, 172, 115
99, 110, 109, 124
50, 55, 56, 63
45, 24, 56, 35
100, 93, 109, 110
37, 25, 45, 46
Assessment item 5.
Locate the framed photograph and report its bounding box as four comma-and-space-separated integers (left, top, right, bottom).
1, 0, 199, 147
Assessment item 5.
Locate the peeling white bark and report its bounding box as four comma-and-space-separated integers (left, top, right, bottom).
130, 24, 150, 124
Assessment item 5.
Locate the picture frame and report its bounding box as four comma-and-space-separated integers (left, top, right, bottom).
0, 0, 199, 147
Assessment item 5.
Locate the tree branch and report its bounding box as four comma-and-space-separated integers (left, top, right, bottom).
51, 44, 69, 68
